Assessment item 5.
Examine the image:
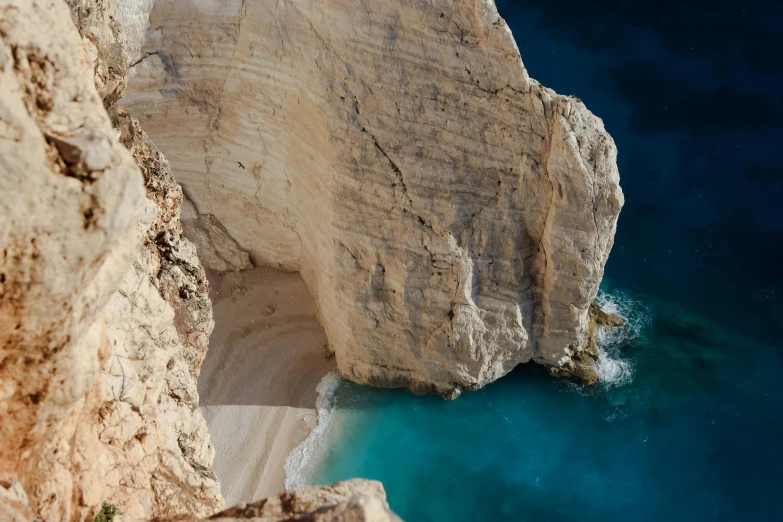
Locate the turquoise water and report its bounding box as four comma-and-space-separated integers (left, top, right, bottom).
297, 1, 783, 520
310, 287, 781, 521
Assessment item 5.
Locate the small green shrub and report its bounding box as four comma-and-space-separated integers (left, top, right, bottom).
93, 501, 122, 522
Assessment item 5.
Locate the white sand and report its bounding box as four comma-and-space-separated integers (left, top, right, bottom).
198, 266, 335, 506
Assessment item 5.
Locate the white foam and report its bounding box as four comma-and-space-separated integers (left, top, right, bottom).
596, 289, 651, 341
591, 289, 651, 388
283, 371, 342, 490
594, 349, 634, 386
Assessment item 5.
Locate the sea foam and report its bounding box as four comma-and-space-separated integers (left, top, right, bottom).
283, 371, 342, 490
592, 288, 651, 387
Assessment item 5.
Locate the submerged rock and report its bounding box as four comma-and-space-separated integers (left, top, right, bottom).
546, 301, 626, 384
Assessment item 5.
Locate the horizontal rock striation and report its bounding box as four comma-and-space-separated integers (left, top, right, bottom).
125, 0, 623, 397
1, 2, 404, 521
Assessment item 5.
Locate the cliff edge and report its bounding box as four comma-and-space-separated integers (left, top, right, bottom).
1, 0, 622, 520
124, 0, 623, 397
1, 0, 224, 519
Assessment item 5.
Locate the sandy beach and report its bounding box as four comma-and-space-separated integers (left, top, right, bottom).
198, 266, 335, 506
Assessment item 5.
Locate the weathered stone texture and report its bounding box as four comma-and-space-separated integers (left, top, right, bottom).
125, 0, 623, 397
162, 480, 401, 522
0, 1, 222, 519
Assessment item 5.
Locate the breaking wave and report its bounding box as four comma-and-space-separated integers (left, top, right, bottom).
592, 288, 651, 388
283, 371, 342, 490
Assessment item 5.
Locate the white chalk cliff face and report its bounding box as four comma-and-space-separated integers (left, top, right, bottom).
125, 0, 623, 396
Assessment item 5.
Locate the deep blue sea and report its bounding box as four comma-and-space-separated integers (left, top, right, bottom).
295, 2, 783, 520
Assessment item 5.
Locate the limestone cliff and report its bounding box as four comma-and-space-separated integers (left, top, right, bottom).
124, 0, 623, 396
1, 2, 395, 520
0, 0, 144, 519
1, 0, 225, 519
2, 0, 621, 520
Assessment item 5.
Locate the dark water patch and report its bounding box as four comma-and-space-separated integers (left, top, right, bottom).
497, 0, 783, 76
744, 162, 783, 183
494, 0, 783, 345
597, 61, 783, 133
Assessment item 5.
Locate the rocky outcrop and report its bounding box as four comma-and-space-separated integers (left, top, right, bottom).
1, 477, 398, 522
0, 0, 145, 519
124, 0, 623, 397
0, 1, 223, 520
95, 106, 223, 520
549, 301, 626, 383
166, 480, 400, 522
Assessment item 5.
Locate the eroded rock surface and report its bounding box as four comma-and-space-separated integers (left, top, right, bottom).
95, 106, 223, 521
165, 479, 400, 522
0, 0, 144, 518
125, 0, 623, 397
0, 1, 222, 520
180, 195, 254, 274
1, 2, 397, 521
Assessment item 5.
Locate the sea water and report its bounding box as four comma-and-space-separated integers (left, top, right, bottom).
286, 1, 783, 520
303, 286, 781, 521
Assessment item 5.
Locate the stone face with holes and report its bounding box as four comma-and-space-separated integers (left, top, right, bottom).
125, 0, 623, 397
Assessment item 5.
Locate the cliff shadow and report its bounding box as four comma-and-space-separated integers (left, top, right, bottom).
197, 265, 336, 409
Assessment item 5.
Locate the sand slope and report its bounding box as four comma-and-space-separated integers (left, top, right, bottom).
198, 266, 335, 505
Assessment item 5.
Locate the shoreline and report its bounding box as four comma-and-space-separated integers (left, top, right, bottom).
284, 371, 343, 490
197, 265, 335, 505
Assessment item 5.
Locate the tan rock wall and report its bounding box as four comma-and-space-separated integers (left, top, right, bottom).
1, 1, 222, 520
0, 0, 145, 519
125, 0, 623, 396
